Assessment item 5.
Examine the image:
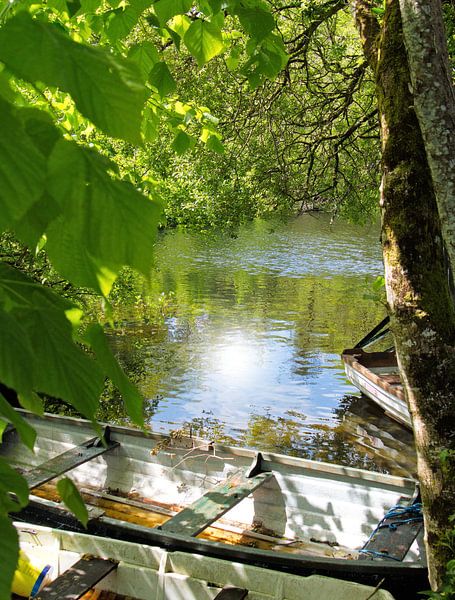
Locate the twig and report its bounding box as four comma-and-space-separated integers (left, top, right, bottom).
364, 578, 385, 600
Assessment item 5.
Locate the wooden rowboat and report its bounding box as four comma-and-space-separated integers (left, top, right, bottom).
341, 348, 411, 429
341, 318, 411, 429
2, 410, 427, 597
13, 521, 398, 599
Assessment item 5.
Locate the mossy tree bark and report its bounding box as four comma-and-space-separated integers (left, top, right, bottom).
399, 0, 455, 279
353, 0, 455, 590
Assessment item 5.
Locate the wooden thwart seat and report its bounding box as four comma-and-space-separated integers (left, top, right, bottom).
25, 429, 119, 490
161, 453, 272, 537
360, 503, 423, 562
36, 556, 118, 600
214, 586, 249, 599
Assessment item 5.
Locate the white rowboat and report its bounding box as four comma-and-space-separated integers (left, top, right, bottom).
2, 410, 427, 597
14, 522, 398, 599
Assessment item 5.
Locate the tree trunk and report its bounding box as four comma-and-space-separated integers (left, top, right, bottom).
399, 0, 455, 281
353, 0, 455, 590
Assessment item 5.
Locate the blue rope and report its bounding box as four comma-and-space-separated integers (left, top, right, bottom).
360, 503, 423, 561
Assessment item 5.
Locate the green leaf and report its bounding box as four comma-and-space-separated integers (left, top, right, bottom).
0, 395, 36, 451
234, 6, 274, 42
13, 193, 61, 250
206, 134, 225, 154
0, 98, 46, 230
0, 263, 104, 420
57, 477, 88, 527
226, 46, 241, 71
148, 61, 177, 98
18, 392, 45, 416
128, 42, 160, 78
0, 309, 35, 395
142, 106, 160, 141
0, 457, 29, 511
47, 140, 162, 286
0, 419, 7, 441
0, 68, 18, 103
17, 108, 62, 158
0, 515, 19, 600
172, 130, 193, 154
209, 10, 224, 29
184, 19, 224, 66
153, 0, 192, 24
104, 0, 150, 43
18, 295, 104, 420
168, 14, 191, 38
0, 12, 147, 144
208, 0, 222, 13
84, 324, 144, 426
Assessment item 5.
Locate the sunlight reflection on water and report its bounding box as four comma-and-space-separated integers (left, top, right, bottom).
110, 214, 416, 477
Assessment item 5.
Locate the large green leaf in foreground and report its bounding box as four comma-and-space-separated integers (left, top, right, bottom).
0, 263, 104, 420
0, 99, 46, 230
46, 140, 162, 294
0, 12, 147, 143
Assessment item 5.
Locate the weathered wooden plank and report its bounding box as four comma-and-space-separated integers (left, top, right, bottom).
213, 586, 249, 600
360, 505, 423, 561
160, 470, 272, 537
25, 431, 119, 489
36, 556, 117, 600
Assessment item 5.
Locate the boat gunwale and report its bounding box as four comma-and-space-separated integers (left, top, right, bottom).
13, 409, 417, 490
341, 349, 406, 402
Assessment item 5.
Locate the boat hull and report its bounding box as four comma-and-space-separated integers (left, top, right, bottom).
3, 411, 428, 597
342, 349, 412, 428
15, 522, 399, 600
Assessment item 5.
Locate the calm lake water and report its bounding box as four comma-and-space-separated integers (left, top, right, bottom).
108, 214, 416, 477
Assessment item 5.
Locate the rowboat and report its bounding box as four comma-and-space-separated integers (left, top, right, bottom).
341, 318, 411, 429
2, 410, 427, 597
13, 521, 398, 599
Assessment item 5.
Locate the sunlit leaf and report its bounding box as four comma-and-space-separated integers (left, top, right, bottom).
128, 42, 160, 78
0, 515, 19, 600
18, 295, 104, 420
0, 395, 36, 451
153, 0, 192, 25
0, 418, 7, 441
184, 19, 224, 66
0, 12, 147, 143
104, 0, 150, 42
168, 14, 191, 38
0, 263, 104, 420
84, 324, 144, 426
47, 140, 162, 285
57, 477, 88, 527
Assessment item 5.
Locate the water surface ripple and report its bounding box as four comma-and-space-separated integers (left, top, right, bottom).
111, 214, 416, 477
